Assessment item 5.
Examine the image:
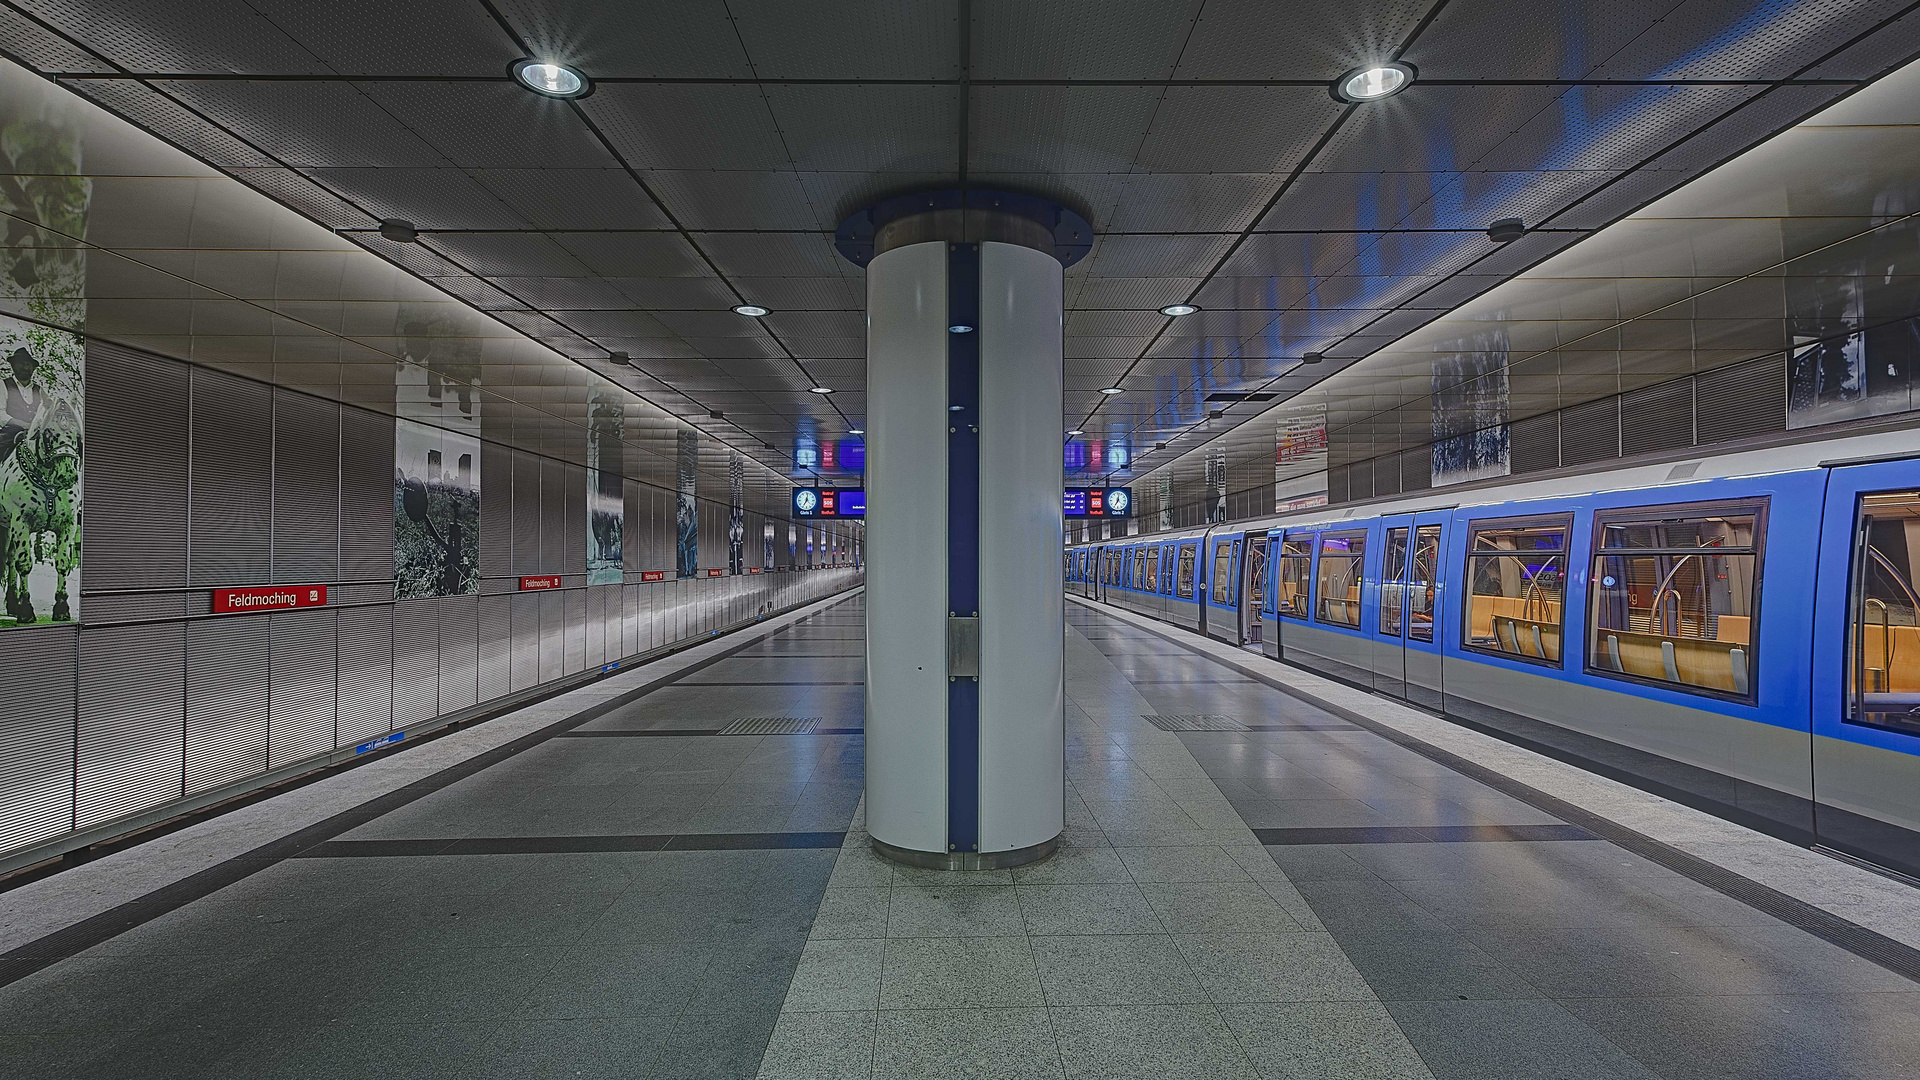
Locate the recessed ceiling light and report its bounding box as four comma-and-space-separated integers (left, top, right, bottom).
1486, 218, 1526, 243
1333, 62, 1413, 103
949, 404, 965, 412
1067, 429, 1084, 436
732, 303, 770, 317
1159, 303, 1199, 317
1098, 386, 1125, 395
949, 324, 974, 333
848, 428, 864, 435
1301, 352, 1325, 365
378, 218, 417, 243
513, 59, 588, 98
808, 385, 834, 394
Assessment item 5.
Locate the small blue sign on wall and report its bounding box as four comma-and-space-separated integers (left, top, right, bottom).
355, 731, 405, 755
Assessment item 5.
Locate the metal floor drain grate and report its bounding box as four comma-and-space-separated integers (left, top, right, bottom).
718, 716, 821, 736
1142, 714, 1246, 732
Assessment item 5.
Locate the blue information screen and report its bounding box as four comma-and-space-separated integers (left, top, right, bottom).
838, 490, 866, 517
1062, 489, 1089, 516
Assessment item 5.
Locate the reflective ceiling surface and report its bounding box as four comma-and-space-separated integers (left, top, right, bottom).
1, 0, 1918, 486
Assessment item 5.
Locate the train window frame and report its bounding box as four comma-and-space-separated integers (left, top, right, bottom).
1379, 526, 1410, 638
1210, 538, 1235, 605
1313, 530, 1368, 629
1274, 531, 1315, 620
1175, 542, 1198, 599
1844, 490, 1920, 735
1460, 513, 1575, 669
1146, 547, 1161, 593
1584, 498, 1767, 705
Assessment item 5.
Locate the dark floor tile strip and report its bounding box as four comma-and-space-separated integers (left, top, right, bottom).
0, 592, 865, 984
293, 831, 848, 857
1255, 824, 1598, 845
1242, 722, 1361, 731
560, 722, 729, 730
811, 727, 865, 735
677, 680, 867, 686
1079, 600, 1920, 986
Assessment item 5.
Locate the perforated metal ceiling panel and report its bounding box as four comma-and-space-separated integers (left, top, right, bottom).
0, 0, 1916, 497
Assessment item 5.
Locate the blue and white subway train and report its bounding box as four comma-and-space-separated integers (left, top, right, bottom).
1068, 427, 1920, 879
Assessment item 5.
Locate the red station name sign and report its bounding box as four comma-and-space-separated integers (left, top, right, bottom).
640, 570, 667, 583
212, 584, 327, 614
706, 568, 724, 578
518, 576, 563, 590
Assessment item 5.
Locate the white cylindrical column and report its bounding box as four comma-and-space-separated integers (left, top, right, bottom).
857, 200, 1071, 868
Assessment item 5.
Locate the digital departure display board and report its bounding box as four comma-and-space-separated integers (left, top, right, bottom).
1064, 487, 1131, 518
793, 487, 866, 518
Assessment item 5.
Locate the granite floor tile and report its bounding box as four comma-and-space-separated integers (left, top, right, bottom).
877, 936, 1046, 1009
871, 1008, 1065, 1080
1014, 883, 1166, 936
1048, 1003, 1259, 1080
1031, 933, 1209, 1006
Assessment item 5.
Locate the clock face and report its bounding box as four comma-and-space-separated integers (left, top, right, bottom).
1107, 489, 1130, 514
795, 489, 818, 513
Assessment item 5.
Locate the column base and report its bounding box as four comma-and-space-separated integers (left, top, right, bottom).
870, 834, 1059, 871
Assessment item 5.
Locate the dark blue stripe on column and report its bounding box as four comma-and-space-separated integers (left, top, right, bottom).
947, 242, 980, 855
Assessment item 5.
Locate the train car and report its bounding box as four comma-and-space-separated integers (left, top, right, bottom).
1067, 427, 1920, 879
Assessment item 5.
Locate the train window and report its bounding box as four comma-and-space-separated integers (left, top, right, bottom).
1133, 548, 1148, 590
1246, 537, 1268, 613
1464, 517, 1571, 665
1314, 532, 1367, 628
1380, 527, 1410, 637
1175, 544, 1197, 598
1848, 492, 1920, 732
1211, 539, 1235, 604
1409, 525, 1441, 642
1146, 548, 1160, 593
1589, 502, 1764, 699
1276, 533, 1313, 618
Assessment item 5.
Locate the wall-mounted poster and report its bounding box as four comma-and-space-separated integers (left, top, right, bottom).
675, 427, 698, 577
586, 398, 623, 586
0, 317, 82, 627
394, 418, 479, 599
0, 76, 88, 629
727, 452, 745, 575
1789, 318, 1919, 429
1430, 327, 1511, 488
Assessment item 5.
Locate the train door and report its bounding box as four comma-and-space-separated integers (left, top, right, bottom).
1812, 461, 1920, 876
1205, 533, 1243, 644
1373, 517, 1413, 698
1403, 514, 1448, 712
1241, 534, 1268, 646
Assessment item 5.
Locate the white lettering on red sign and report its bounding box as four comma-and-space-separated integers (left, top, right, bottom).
211, 585, 327, 614
519, 576, 563, 590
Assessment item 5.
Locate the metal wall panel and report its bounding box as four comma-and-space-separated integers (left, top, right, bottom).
184, 614, 269, 794
564, 462, 587, 574
478, 593, 512, 701
564, 586, 587, 675
268, 607, 337, 768
75, 622, 185, 829
190, 369, 273, 586
339, 405, 394, 581
538, 589, 564, 682
623, 477, 641, 574
336, 604, 393, 745
480, 438, 512, 578
393, 597, 439, 726
0, 626, 76, 851
541, 456, 568, 575
510, 591, 539, 691
439, 593, 479, 713
84, 343, 188, 590
512, 448, 541, 575
1621, 379, 1694, 457
271, 390, 341, 581
585, 584, 605, 668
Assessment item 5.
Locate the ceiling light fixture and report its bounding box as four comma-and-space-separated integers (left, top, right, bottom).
1154, 442, 1167, 450
732, 303, 770, 317
1486, 218, 1526, 243
949, 324, 973, 333
378, 218, 417, 243
1099, 386, 1125, 395
512, 59, 589, 98
848, 428, 864, 435
1159, 303, 1200, 317
609, 350, 631, 365
1301, 352, 1325, 364
1067, 429, 1084, 436
808, 385, 834, 394
1333, 62, 1414, 103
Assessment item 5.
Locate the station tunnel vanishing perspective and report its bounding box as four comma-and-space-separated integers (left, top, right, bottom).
5, 1, 1920, 1078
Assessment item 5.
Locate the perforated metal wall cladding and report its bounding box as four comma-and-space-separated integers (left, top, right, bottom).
0, 342, 862, 869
